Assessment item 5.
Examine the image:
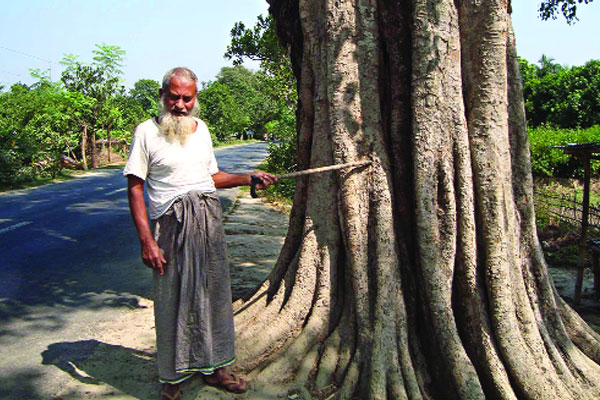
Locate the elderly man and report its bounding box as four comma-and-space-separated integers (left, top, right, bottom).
124, 67, 276, 400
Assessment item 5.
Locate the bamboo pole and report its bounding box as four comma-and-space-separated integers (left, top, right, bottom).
575, 154, 591, 305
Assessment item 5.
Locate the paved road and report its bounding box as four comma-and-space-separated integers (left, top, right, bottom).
0, 141, 269, 399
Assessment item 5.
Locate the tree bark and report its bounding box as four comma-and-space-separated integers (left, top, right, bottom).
232, 1, 600, 398
107, 124, 112, 164
81, 124, 88, 171
90, 128, 98, 169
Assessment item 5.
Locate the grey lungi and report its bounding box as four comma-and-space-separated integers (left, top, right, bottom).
152, 191, 235, 384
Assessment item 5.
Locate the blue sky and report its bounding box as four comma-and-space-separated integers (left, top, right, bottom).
512, 1, 599, 67
0, 1, 598, 90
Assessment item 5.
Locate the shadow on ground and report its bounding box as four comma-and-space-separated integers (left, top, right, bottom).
40, 340, 157, 400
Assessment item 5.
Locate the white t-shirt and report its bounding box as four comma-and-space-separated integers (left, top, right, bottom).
123, 117, 219, 219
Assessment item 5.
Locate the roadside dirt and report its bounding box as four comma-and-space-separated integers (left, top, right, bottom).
39, 195, 600, 400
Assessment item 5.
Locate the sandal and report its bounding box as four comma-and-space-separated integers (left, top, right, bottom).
204, 373, 248, 394
160, 384, 181, 400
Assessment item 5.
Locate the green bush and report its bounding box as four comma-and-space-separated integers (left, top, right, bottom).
520, 58, 600, 130
261, 138, 297, 198
529, 124, 600, 178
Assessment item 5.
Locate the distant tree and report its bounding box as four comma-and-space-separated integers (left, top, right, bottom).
0, 84, 40, 184
227, 15, 283, 66
537, 54, 565, 77
0, 44, 130, 186
198, 81, 247, 142
60, 44, 126, 168
98, 96, 124, 163
23, 87, 94, 177
61, 63, 105, 169
0, 80, 95, 184
226, 14, 296, 114
556, 60, 600, 127
60, 54, 81, 71
117, 94, 147, 134
520, 57, 600, 128
129, 79, 160, 117
215, 66, 278, 135
92, 43, 126, 80
27, 68, 52, 87
226, 13, 299, 196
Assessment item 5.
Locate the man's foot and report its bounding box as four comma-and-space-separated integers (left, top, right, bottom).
160, 383, 181, 400
203, 367, 248, 394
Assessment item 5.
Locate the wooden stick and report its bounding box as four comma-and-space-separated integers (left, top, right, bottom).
277, 160, 372, 179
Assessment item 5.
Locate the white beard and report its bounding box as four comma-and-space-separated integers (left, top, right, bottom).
158, 101, 199, 145
158, 113, 197, 145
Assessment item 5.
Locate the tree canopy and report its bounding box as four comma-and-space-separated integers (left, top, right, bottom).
225, 13, 299, 183
0, 44, 158, 188
539, 0, 595, 24
520, 56, 600, 129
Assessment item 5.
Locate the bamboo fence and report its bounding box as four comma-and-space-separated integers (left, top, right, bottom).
535, 190, 600, 237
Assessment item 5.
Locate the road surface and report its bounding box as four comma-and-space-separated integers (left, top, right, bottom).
0, 141, 270, 399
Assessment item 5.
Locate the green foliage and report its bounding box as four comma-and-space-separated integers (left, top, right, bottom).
1, 84, 43, 185
92, 43, 126, 79
529, 125, 600, 178
226, 14, 298, 199
0, 43, 139, 188
28, 68, 52, 84
520, 57, 600, 129
263, 139, 297, 198
261, 106, 297, 198
115, 93, 148, 137
198, 65, 288, 143
539, 0, 594, 24
216, 66, 279, 135
225, 14, 296, 111
128, 79, 160, 117
0, 82, 91, 186
226, 15, 282, 66
198, 81, 247, 142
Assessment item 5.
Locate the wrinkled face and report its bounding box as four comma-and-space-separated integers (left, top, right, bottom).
161, 76, 197, 116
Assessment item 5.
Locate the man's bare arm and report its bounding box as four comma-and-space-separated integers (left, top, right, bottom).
127, 175, 166, 275
211, 170, 277, 189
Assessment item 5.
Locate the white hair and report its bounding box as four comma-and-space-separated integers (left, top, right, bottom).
161, 67, 198, 93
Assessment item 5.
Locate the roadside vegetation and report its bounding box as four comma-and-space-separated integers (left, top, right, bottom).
519, 55, 600, 273
2, 13, 599, 213
0, 31, 295, 191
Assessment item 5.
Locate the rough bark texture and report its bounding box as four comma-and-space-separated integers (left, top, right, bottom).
232, 1, 600, 398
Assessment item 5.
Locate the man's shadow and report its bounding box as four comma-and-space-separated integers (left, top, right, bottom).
41, 340, 218, 399
42, 340, 158, 400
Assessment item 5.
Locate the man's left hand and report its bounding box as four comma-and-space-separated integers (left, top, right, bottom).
251, 171, 278, 189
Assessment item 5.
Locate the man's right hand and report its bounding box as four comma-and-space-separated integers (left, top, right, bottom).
141, 237, 167, 275
127, 175, 167, 275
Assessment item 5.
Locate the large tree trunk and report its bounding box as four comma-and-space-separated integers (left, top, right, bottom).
232, 1, 600, 398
